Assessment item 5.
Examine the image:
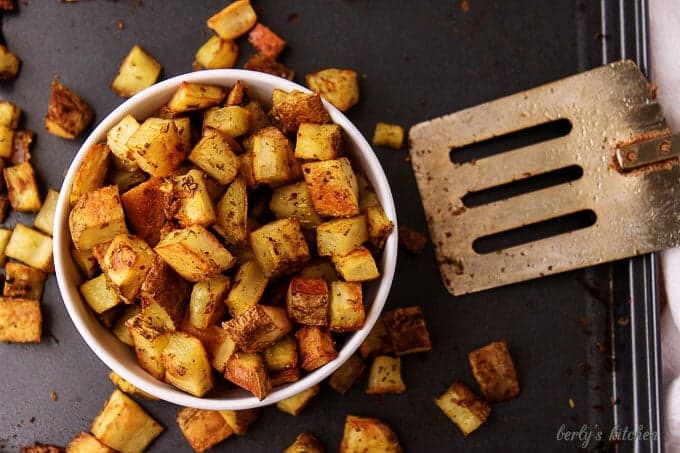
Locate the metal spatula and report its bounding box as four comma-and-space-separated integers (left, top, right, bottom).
409, 60, 680, 296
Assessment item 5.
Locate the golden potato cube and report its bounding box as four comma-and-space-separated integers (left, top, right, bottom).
139, 256, 191, 331
359, 315, 393, 359
248, 23, 286, 59
162, 331, 215, 397
243, 100, 270, 134
45, 81, 93, 140
328, 353, 366, 395
33, 189, 59, 236
366, 205, 394, 251
69, 185, 128, 252
121, 176, 173, 246
109, 371, 158, 400
189, 274, 230, 329
252, 126, 295, 187
295, 326, 337, 371
107, 164, 148, 194
194, 35, 238, 70
167, 82, 226, 113
329, 281, 364, 332
295, 123, 342, 161
90, 389, 164, 453
203, 106, 251, 138
276, 384, 320, 416
173, 169, 217, 227
383, 306, 432, 356
331, 246, 380, 282
434, 382, 491, 436
0, 297, 41, 343
283, 432, 325, 453
0, 227, 12, 267
126, 314, 169, 380
270, 182, 322, 229
179, 320, 237, 373
6, 224, 53, 272
468, 340, 520, 402
79, 274, 120, 314
177, 407, 233, 453
98, 306, 122, 330
356, 172, 380, 212
340, 415, 401, 453
19, 444, 62, 453
239, 151, 258, 189
270, 368, 301, 387
0, 44, 19, 79
218, 409, 260, 435
372, 122, 404, 149
306, 68, 359, 112
263, 334, 298, 372
244, 53, 295, 80
225, 260, 268, 317
299, 259, 338, 282
68, 143, 110, 207
0, 100, 20, 128
4, 161, 41, 212
155, 225, 236, 282
112, 305, 141, 346
366, 355, 406, 395
224, 352, 271, 400
271, 89, 331, 135
188, 133, 240, 185
250, 218, 310, 278
222, 305, 292, 352
214, 176, 248, 246
0, 125, 14, 158
225, 80, 247, 106
107, 114, 140, 170
11, 129, 33, 165
207, 0, 257, 40
302, 157, 359, 218
102, 234, 155, 303
126, 117, 187, 177
286, 277, 328, 326
316, 216, 367, 257
67, 431, 115, 453
111, 45, 162, 97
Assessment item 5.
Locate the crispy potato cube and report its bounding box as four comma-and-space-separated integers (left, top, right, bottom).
68, 143, 110, 207
306, 69, 359, 112
271, 89, 331, 135
194, 35, 238, 70
316, 216, 367, 257
207, 0, 257, 39
189, 274, 230, 329
45, 81, 93, 139
383, 306, 432, 356
218, 409, 260, 435
4, 162, 41, 212
372, 122, 404, 149
224, 351, 271, 400
167, 82, 225, 113
90, 389, 163, 453
366, 356, 405, 395
286, 277, 328, 326
155, 225, 236, 282
303, 157, 359, 218
98, 306, 122, 330
329, 281, 364, 332
225, 260, 268, 317
179, 320, 237, 373
244, 53, 295, 80
162, 331, 214, 397
0, 298, 41, 343
107, 165, 148, 193
126, 314, 169, 380
6, 225, 53, 272
340, 415, 402, 453
239, 151, 258, 189
0, 45, 19, 79
126, 117, 187, 177
296, 326, 337, 371
69, 186, 128, 251
19, 444, 62, 453
111, 45, 161, 97
225, 80, 247, 106
0, 101, 20, 128
173, 169, 217, 227
11, 129, 34, 164
79, 274, 120, 314
366, 205, 394, 251
113, 305, 141, 346
250, 218, 310, 277
248, 23, 286, 59
252, 126, 295, 187
203, 105, 251, 138
67, 431, 115, 453
328, 353, 366, 395
300, 259, 338, 282
276, 384, 320, 416
0, 125, 14, 158
140, 256, 190, 331
222, 305, 292, 352
243, 100, 270, 134
109, 371, 158, 400
295, 123, 342, 161
188, 133, 240, 185
332, 247, 380, 282
270, 367, 301, 386
34, 189, 59, 236
107, 114, 140, 170
214, 176, 248, 246
102, 234, 155, 303
177, 408, 233, 453
283, 432, 325, 453
468, 340, 520, 402
435, 382, 491, 436
0, 228, 12, 267
270, 182, 322, 229
121, 177, 173, 246
263, 334, 298, 372
359, 316, 393, 358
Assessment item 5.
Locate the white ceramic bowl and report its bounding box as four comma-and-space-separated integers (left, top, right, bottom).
54, 69, 398, 410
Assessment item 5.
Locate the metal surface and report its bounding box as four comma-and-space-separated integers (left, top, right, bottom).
410, 60, 680, 296
617, 134, 680, 170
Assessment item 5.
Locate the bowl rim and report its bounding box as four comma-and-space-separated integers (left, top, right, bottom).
53, 68, 398, 410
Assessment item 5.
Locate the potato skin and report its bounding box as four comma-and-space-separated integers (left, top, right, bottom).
45, 81, 93, 140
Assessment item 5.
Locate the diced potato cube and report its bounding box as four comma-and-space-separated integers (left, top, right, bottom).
248, 23, 286, 59
316, 216, 368, 257
0, 228, 12, 267
270, 182, 322, 229
252, 126, 295, 187
11, 129, 33, 164
306, 68, 359, 112
225, 80, 247, 106
383, 306, 432, 356
329, 281, 364, 332
188, 133, 240, 185
300, 259, 337, 282
79, 274, 120, 314
177, 408, 233, 453
244, 53, 295, 80
434, 382, 491, 436
126, 314, 169, 380
203, 106, 251, 138
468, 340, 520, 402
173, 169, 217, 227
359, 316, 393, 358
366, 355, 405, 395
339, 415, 402, 453
126, 117, 187, 177
295, 123, 342, 161
162, 332, 214, 397
286, 277, 328, 326
109, 371, 158, 400
0, 101, 20, 128
239, 152, 258, 189
271, 89, 331, 135
67, 431, 115, 453
214, 176, 248, 246
112, 305, 141, 346
90, 389, 164, 452
69, 186, 128, 252
45, 81, 93, 140
189, 274, 230, 329
263, 335, 298, 372
331, 247, 380, 282
328, 353, 366, 395
356, 172, 380, 211
4, 162, 41, 212
107, 115, 140, 170
243, 100, 270, 134
111, 45, 161, 97
167, 82, 226, 114
270, 368, 301, 387
366, 205, 394, 250
283, 432, 325, 453
218, 409, 260, 435
0, 297, 41, 343
0, 125, 14, 158
98, 306, 122, 330
372, 122, 404, 149
224, 352, 271, 400
179, 320, 237, 373
6, 224, 53, 272
302, 157, 359, 218
222, 305, 292, 352
33, 189, 59, 236
276, 384, 320, 416
250, 218, 310, 278
295, 326, 337, 371
139, 256, 190, 331
207, 0, 257, 40
102, 234, 155, 303
22, 443, 65, 452
155, 225, 235, 282
194, 35, 239, 70
68, 143, 110, 207
107, 165, 148, 193
121, 177, 172, 246
225, 260, 268, 317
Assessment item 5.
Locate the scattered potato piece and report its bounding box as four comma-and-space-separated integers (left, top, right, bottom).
359, 316, 393, 358
366, 356, 405, 395
20, 444, 63, 453
69, 185, 128, 251
194, 35, 239, 70
248, 23, 286, 59
0, 297, 41, 343
177, 408, 233, 453
244, 53, 295, 80
224, 351, 271, 400
0, 45, 20, 80
0, 100, 20, 128
340, 415, 402, 453
162, 331, 215, 397
11, 129, 34, 164
303, 158, 359, 218
66, 431, 114, 453
276, 384, 320, 416
283, 432, 325, 453
109, 371, 158, 400
69, 143, 110, 207
306, 68, 359, 112
434, 382, 491, 436
271, 89, 331, 134
286, 277, 329, 326
263, 334, 298, 372
207, 0, 257, 39
45, 81, 93, 139
296, 326, 338, 371
222, 305, 292, 352
383, 306, 432, 356
111, 45, 162, 97
0, 227, 12, 267
250, 218, 311, 278
4, 161, 41, 212
372, 122, 404, 149
34, 189, 59, 236
468, 340, 520, 402
0, 125, 13, 158
167, 82, 226, 113
329, 281, 364, 332
218, 409, 260, 435
328, 353, 365, 394
332, 247, 380, 282
398, 226, 428, 254
6, 224, 54, 272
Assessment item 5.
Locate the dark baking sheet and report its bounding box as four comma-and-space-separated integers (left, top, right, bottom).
0, 1, 662, 451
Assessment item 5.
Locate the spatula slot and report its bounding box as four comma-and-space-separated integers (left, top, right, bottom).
472, 209, 596, 254
449, 118, 572, 164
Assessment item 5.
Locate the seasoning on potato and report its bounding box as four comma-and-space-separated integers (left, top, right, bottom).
306, 68, 360, 112
372, 122, 405, 150
45, 81, 93, 140
111, 45, 162, 97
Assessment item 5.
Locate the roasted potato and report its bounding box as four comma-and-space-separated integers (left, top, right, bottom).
366, 355, 405, 395
45, 81, 93, 139
162, 331, 215, 397
139, 255, 191, 331
328, 353, 365, 395
225, 260, 268, 317
468, 340, 520, 402
112, 305, 141, 346
167, 82, 226, 113
250, 218, 310, 277
286, 277, 329, 326
203, 105, 251, 138
126, 117, 187, 177
0, 125, 14, 158
339, 415, 402, 453
172, 169, 217, 227
101, 234, 155, 303
296, 326, 337, 371
188, 133, 240, 185
214, 176, 249, 246
189, 274, 230, 329
270, 181, 322, 229
109, 371, 158, 400
34, 189, 59, 236
120, 176, 173, 246
194, 35, 239, 70
283, 432, 325, 453
271, 89, 331, 134
179, 319, 237, 373
331, 246, 380, 282
302, 157, 359, 218
222, 305, 292, 352
207, 0, 257, 40
316, 216, 369, 258
383, 306, 432, 356
66, 432, 114, 453
359, 315, 393, 358
4, 161, 42, 212
306, 68, 359, 112
263, 334, 298, 372
177, 408, 233, 453
69, 185, 128, 251
224, 351, 271, 400
270, 367, 301, 387
299, 259, 338, 282
252, 126, 295, 187
0, 228, 12, 267
107, 114, 140, 170
0, 100, 21, 128
276, 384, 320, 416
366, 205, 394, 250
434, 382, 491, 436
218, 409, 260, 435
329, 281, 364, 332
111, 45, 161, 97
0, 297, 41, 343
372, 122, 405, 149
244, 53, 295, 80
79, 274, 120, 314
0, 44, 20, 80
248, 23, 286, 59
6, 224, 54, 272
295, 123, 343, 161
126, 314, 169, 380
